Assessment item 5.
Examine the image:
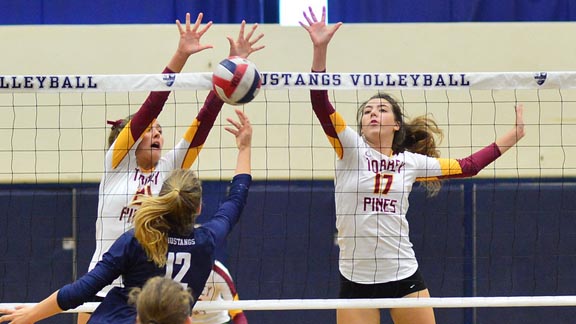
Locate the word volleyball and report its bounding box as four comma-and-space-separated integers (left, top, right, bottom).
0, 75, 97, 89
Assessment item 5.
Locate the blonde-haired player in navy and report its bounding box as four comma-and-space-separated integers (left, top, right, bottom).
300, 7, 526, 324
0, 109, 253, 324
79, 12, 263, 324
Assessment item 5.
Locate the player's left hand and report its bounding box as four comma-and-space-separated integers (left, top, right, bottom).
228, 20, 265, 58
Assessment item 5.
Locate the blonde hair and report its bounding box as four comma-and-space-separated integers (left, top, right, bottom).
357, 93, 444, 196
133, 169, 203, 267
129, 276, 193, 324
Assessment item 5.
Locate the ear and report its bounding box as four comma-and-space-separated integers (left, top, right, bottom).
185, 316, 194, 324
196, 203, 202, 215
394, 121, 400, 131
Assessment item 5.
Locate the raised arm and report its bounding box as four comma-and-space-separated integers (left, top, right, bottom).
495, 104, 525, 154
130, 11, 214, 133
227, 20, 265, 59
427, 104, 526, 180
177, 22, 264, 169
299, 6, 342, 72
110, 12, 214, 169
200, 110, 252, 247
167, 12, 214, 73
225, 109, 252, 176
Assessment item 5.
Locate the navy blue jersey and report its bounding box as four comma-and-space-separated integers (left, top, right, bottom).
57, 173, 251, 324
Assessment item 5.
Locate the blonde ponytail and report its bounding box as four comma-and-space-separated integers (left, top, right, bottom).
133, 169, 203, 267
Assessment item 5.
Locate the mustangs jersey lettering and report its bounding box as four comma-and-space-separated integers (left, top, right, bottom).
57, 174, 251, 324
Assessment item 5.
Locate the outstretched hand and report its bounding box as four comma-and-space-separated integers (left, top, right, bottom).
299, 6, 342, 48
495, 103, 526, 154
225, 109, 252, 151
513, 103, 526, 139
227, 21, 265, 58
175, 12, 214, 57
0, 305, 32, 324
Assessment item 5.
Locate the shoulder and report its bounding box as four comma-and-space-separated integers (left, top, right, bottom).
213, 260, 231, 275
112, 229, 140, 250
399, 150, 432, 160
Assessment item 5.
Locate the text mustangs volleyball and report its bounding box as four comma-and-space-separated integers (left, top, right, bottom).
0, 72, 554, 91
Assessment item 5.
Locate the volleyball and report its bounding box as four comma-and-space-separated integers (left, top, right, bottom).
212, 56, 261, 105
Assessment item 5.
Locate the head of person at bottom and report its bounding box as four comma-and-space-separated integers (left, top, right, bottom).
129, 276, 194, 324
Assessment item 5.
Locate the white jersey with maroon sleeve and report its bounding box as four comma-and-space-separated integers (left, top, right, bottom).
192, 260, 247, 324
88, 136, 194, 297
335, 126, 447, 284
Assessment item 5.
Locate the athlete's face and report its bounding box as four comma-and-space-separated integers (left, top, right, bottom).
136, 120, 164, 169
360, 98, 400, 145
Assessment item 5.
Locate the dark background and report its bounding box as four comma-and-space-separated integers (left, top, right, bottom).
2, 179, 576, 324
1, 0, 575, 25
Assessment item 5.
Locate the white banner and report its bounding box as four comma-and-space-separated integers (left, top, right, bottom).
1, 71, 575, 92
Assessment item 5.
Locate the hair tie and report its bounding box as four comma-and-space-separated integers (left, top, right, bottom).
107, 119, 123, 128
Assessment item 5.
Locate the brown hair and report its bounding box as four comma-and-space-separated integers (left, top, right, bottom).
129, 276, 193, 324
133, 169, 203, 267
357, 93, 444, 196
107, 114, 134, 148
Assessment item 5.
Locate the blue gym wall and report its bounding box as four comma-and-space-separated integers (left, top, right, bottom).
0, 0, 575, 25
2, 179, 576, 324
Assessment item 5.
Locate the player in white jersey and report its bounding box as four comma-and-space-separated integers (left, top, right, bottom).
79, 12, 264, 324
192, 260, 248, 324
300, 6, 526, 324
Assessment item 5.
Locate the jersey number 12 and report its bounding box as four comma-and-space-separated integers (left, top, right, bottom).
165, 252, 191, 288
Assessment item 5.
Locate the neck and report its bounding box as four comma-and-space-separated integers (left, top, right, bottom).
364, 136, 394, 156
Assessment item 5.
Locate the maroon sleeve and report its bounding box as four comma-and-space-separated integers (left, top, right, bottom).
189, 91, 224, 147
457, 142, 502, 176
232, 312, 249, 324
310, 70, 338, 138
129, 67, 174, 139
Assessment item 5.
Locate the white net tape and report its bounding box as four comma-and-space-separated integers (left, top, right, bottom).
4, 296, 576, 313
0, 71, 572, 92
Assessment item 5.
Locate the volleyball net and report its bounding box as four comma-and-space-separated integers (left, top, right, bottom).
1, 71, 576, 324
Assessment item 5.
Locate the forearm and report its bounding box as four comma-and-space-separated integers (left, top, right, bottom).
456, 143, 501, 176
234, 147, 251, 176
167, 50, 191, 73
129, 67, 174, 138
25, 291, 63, 323
495, 127, 524, 155
312, 44, 328, 71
